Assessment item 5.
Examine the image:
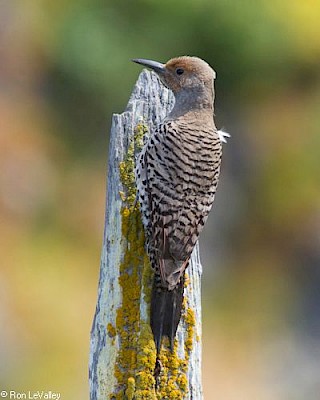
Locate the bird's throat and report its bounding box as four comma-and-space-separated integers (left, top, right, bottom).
169, 86, 214, 119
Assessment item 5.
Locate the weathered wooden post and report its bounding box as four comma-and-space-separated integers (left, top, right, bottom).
89, 70, 203, 399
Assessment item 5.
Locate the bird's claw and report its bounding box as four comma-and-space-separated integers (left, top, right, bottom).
154, 357, 162, 389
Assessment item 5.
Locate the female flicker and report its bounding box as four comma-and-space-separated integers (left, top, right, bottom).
133, 56, 223, 354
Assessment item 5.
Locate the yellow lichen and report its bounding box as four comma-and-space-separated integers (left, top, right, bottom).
184, 308, 196, 358
111, 120, 156, 399
134, 120, 148, 152
156, 342, 188, 399
125, 377, 136, 400
111, 119, 197, 399
184, 273, 191, 288
107, 323, 116, 338
119, 191, 127, 202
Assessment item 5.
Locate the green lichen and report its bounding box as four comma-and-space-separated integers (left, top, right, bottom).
111, 120, 197, 399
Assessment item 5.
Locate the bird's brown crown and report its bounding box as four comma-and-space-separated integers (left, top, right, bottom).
166, 56, 215, 79
162, 56, 215, 93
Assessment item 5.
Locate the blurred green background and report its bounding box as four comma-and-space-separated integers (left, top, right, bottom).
1, 0, 320, 398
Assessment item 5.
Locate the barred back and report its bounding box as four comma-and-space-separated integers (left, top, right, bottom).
135, 115, 222, 290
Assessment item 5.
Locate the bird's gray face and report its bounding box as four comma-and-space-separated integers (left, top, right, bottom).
132, 56, 216, 95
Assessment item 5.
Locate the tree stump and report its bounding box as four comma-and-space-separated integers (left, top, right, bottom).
89, 70, 203, 400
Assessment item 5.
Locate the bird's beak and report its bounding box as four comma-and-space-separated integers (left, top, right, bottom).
132, 58, 166, 74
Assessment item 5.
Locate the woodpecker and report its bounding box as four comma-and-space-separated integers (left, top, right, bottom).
132, 56, 224, 354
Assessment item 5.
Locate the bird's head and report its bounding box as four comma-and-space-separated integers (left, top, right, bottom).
132, 56, 216, 95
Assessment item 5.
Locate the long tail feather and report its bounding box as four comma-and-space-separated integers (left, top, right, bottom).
151, 273, 185, 353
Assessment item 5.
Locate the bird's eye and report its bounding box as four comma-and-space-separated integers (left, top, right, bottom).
176, 68, 184, 75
